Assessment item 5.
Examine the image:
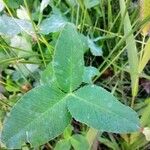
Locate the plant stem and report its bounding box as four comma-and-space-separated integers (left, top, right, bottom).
24, 0, 46, 67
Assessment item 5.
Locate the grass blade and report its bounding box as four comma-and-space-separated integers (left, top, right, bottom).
119, 0, 139, 100
139, 38, 150, 73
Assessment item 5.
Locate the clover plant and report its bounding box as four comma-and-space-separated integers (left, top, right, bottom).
1, 23, 140, 149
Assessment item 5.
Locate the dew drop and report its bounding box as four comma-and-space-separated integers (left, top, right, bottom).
87, 115, 90, 119
91, 85, 95, 88
107, 103, 112, 108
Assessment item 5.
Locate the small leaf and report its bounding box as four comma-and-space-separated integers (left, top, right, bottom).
5, 77, 20, 92
39, 10, 68, 34
67, 85, 140, 133
17, 6, 30, 20
63, 125, 73, 139
53, 23, 84, 92
84, 0, 100, 9
54, 139, 71, 150
1, 85, 71, 149
88, 37, 102, 56
70, 134, 90, 150
83, 66, 99, 84
0, 15, 33, 36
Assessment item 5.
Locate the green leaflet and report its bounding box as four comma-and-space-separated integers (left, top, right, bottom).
39, 10, 68, 34
54, 134, 89, 150
1, 85, 71, 149
53, 23, 84, 92
70, 134, 90, 150
54, 139, 71, 150
1, 22, 141, 149
0, 15, 33, 36
87, 37, 102, 56
83, 66, 99, 84
67, 85, 140, 133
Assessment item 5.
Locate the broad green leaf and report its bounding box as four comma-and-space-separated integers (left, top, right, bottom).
84, 0, 100, 9
39, 10, 68, 34
138, 38, 150, 73
0, 15, 33, 36
70, 134, 90, 150
88, 37, 102, 56
83, 66, 99, 84
54, 139, 71, 150
120, 0, 139, 97
1, 85, 71, 149
53, 24, 84, 92
67, 85, 140, 133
